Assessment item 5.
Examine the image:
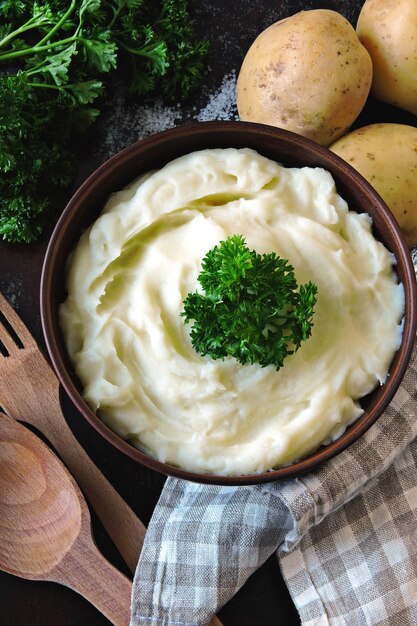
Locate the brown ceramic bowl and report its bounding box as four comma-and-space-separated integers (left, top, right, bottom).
40, 121, 417, 485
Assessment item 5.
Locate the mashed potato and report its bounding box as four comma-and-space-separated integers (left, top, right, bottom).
60, 148, 404, 475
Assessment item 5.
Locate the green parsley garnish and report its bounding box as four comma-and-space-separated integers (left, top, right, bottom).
181, 234, 318, 370
0, 0, 208, 242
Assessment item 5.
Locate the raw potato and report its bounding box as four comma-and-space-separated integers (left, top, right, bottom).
236, 9, 373, 146
330, 123, 417, 247
357, 0, 417, 116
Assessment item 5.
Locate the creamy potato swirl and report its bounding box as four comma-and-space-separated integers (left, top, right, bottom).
60, 148, 404, 475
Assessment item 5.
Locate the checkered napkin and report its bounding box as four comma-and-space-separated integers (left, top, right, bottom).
131, 340, 417, 626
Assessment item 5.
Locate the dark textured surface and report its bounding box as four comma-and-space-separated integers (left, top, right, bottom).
0, 1, 416, 624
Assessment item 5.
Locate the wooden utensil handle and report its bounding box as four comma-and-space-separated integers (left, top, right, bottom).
6, 349, 146, 574
43, 399, 146, 574
58, 533, 133, 626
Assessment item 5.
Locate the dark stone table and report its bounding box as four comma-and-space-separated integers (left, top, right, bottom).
0, 1, 415, 624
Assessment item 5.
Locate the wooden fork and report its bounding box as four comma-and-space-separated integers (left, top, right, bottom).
0, 291, 145, 574
0, 292, 224, 626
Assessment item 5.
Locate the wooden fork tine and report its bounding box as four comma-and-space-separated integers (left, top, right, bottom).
0, 316, 20, 356
0, 292, 37, 350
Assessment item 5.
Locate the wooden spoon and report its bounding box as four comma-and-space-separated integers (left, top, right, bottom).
0, 414, 132, 626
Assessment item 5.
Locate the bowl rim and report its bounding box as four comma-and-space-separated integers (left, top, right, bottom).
40, 120, 417, 485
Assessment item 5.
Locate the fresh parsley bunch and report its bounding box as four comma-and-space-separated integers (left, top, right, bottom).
0, 0, 208, 242
181, 235, 318, 370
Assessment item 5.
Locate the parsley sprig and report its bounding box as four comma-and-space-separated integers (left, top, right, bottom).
0, 0, 208, 242
181, 235, 318, 370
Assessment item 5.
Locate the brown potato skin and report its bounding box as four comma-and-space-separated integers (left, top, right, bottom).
357, 0, 417, 116
236, 9, 372, 146
330, 123, 417, 247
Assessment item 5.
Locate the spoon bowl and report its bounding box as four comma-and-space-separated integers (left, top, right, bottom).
0, 414, 132, 626
0, 433, 82, 577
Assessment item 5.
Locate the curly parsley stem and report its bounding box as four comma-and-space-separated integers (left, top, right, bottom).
108, 0, 127, 29
0, 1, 77, 56
0, 36, 77, 61
26, 81, 66, 91
0, 17, 45, 48
37, 0, 77, 47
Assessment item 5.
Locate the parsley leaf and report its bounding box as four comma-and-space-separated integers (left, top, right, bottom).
181, 235, 318, 370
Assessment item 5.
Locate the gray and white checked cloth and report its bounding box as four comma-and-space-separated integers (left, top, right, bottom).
131, 339, 417, 626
